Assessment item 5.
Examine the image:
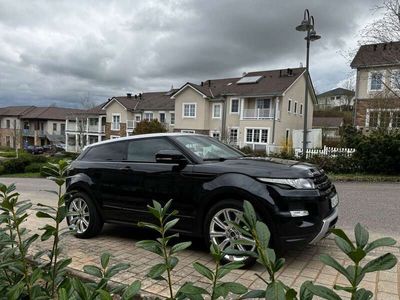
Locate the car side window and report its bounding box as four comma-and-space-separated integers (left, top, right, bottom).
83, 142, 126, 161
127, 138, 177, 162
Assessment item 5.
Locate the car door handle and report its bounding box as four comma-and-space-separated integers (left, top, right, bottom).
119, 166, 132, 171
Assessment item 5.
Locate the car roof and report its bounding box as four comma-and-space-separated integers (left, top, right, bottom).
83, 132, 203, 150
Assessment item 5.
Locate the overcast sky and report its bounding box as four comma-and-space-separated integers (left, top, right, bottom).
0, 0, 379, 108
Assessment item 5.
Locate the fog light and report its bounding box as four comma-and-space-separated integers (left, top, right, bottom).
331, 194, 339, 208
290, 210, 309, 217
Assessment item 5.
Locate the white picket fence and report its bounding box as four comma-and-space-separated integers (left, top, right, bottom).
295, 146, 355, 158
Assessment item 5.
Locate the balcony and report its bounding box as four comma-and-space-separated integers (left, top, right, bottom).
88, 125, 105, 133
242, 109, 273, 119
22, 129, 45, 137
66, 123, 77, 131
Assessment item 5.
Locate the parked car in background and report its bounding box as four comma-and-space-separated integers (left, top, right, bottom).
25, 145, 44, 155
66, 133, 339, 267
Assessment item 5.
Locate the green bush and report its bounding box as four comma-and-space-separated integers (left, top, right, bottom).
24, 162, 45, 173
0, 165, 5, 175
1, 158, 28, 174
306, 155, 361, 174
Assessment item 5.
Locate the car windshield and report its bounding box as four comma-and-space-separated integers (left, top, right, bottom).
174, 135, 243, 161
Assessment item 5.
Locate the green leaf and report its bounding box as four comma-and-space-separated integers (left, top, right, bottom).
265, 281, 286, 300
101, 253, 111, 269
240, 289, 266, 299
286, 288, 298, 300
348, 248, 366, 264
213, 283, 229, 299
171, 241, 192, 254
320, 254, 352, 282
168, 256, 179, 270
36, 211, 56, 220
164, 218, 179, 232
255, 221, 270, 249
221, 282, 247, 295
16, 202, 32, 215
362, 253, 398, 274
178, 282, 208, 296
330, 228, 355, 250
96, 289, 113, 300
243, 200, 257, 227
223, 247, 257, 258
305, 283, 342, 300
136, 240, 163, 256
122, 280, 141, 300
106, 262, 130, 278
147, 263, 167, 280
364, 237, 396, 253
333, 284, 354, 292
355, 223, 369, 249
274, 257, 285, 272
193, 262, 214, 280
58, 288, 68, 300
137, 222, 161, 233
56, 206, 67, 222
334, 236, 353, 254
83, 265, 103, 278
353, 288, 373, 300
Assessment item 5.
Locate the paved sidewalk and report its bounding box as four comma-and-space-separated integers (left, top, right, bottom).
26, 212, 399, 300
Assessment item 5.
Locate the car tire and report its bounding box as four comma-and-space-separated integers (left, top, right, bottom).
204, 199, 265, 268
66, 192, 103, 238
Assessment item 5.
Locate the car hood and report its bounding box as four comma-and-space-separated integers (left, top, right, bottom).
193, 157, 322, 179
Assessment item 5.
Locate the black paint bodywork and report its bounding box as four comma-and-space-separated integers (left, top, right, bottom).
66, 135, 337, 248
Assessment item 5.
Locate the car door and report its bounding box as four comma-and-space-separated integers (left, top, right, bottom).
116, 137, 195, 228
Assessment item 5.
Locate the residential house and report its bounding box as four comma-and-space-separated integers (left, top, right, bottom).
351, 41, 400, 131
65, 91, 176, 152
0, 106, 82, 149
65, 104, 106, 153
312, 117, 344, 140
316, 88, 355, 110
172, 68, 316, 151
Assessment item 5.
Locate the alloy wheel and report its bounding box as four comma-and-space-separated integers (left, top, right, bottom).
209, 208, 256, 262
68, 198, 90, 234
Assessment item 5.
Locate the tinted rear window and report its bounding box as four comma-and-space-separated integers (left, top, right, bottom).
83, 142, 126, 161
127, 138, 177, 162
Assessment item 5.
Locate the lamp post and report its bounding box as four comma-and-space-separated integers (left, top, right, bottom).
296, 9, 321, 158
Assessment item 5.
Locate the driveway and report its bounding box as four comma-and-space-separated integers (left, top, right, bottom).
1, 177, 399, 299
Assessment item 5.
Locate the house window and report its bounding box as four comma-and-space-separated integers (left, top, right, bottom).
110, 135, 120, 139
112, 114, 120, 130
53, 123, 57, 131
5, 136, 11, 147
212, 103, 222, 119
144, 112, 153, 120
229, 128, 238, 144
370, 72, 383, 91
6, 120, 10, 129
159, 113, 165, 123
135, 115, 141, 122
170, 113, 175, 125
210, 131, 220, 140
391, 70, 400, 89
392, 112, 400, 127
294, 101, 298, 114
368, 111, 379, 127
181, 130, 195, 133
300, 104, 303, 115
61, 124, 65, 134
288, 99, 292, 113
380, 111, 391, 128
245, 128, 269, 144
183, 103, 196, 118
231, 99, 239, 113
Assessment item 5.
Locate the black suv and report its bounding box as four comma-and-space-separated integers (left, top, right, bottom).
66, 133, 338, 266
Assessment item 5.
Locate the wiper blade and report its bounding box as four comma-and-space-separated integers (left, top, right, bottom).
203, 157, 226, 161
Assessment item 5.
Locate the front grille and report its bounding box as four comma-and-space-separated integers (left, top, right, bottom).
312, 171, 332, 195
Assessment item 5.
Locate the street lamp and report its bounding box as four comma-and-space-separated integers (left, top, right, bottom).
296, 9, 321, 158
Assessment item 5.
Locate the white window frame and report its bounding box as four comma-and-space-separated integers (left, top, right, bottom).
294, 101, 298, 114
182, 103, 197, 118
135, 114, 142, 122
181, 130, 195, 133
110, 135, 120, 139
170, 111, 175, 125
366, 108, 400, 128
244, 127, 270, 144
230, 98, 239, 114
229, 127, 239, 145
288, 99, 292, 113
368, 71, 385, 93
111, 113, 121, 131
144, 111, 154, 121
212, 103, 222, 119
159, 112, 166, 123
210, 130, 221, 140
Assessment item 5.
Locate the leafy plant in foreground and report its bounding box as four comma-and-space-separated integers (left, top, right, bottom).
136, 200, 192, 300
301, 223, 397, 300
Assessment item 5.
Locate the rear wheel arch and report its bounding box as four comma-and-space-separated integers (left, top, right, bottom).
67, 183, 104, 218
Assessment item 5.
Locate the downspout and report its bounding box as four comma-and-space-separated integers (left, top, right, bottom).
271, 97, 277, 146
221, 96, 227, 141
353, 69, 360, 127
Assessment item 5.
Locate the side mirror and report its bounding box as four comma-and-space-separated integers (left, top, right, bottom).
155, 150, 188, 166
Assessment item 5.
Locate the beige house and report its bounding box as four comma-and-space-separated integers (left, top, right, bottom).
316, 88, 355, 111
172, 68, 316, 151
351, 41, 400, 131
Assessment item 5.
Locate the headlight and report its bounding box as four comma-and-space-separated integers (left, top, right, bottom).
258, 178, 315, 189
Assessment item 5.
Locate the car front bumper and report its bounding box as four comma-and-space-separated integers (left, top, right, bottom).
309, 207, 338, 244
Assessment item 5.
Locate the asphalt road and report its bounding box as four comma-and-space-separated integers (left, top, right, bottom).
1, 177, 399, 239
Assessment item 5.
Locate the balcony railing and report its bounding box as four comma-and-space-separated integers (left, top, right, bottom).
242, 109, 273, 119
67, 123, 77, 131
22, 129, 45, 137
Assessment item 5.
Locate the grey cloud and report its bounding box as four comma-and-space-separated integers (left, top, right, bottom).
0, 0, 377, 107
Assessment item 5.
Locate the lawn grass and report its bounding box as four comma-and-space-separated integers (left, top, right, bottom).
328, 173, 400, 182
0, 172, 43, 178
0, 151, 17, 158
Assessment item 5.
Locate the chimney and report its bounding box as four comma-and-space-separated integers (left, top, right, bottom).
242, 72, 247, 77
139, 93, 142, 99
127, 93, 132, 98
208, 80, 211, 86
134, 94, 137, 99
201, 81, 204, 86
279, 70, 282, 77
